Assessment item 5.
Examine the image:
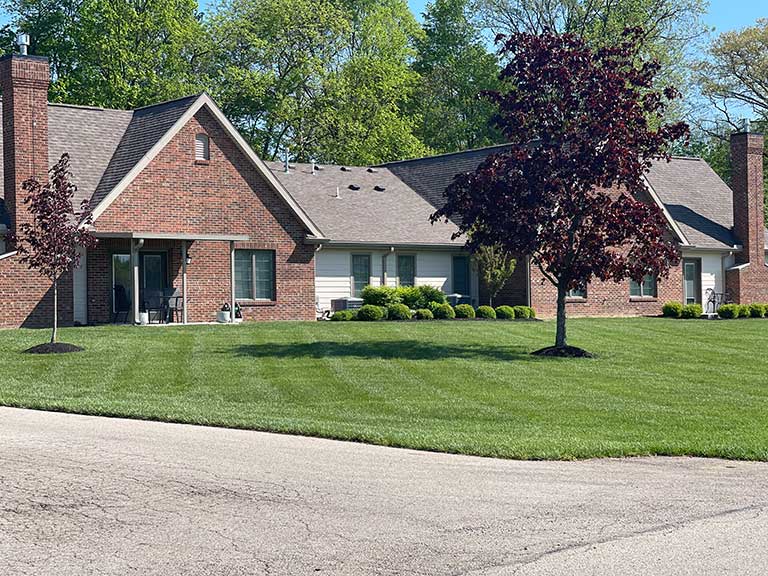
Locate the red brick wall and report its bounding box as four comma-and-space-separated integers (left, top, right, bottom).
479, 255, 529, 307
0, 55, 50, 235
0, 253, 73, 328
92, 107, 315, 321
529, 264, 683, 318
725, 132, 768, 303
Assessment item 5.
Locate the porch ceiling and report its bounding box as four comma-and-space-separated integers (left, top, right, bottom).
93, 231, 250, 242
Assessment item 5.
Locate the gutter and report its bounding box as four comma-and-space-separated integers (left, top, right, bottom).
0, 250, 17, 261
306, 239, 466, 251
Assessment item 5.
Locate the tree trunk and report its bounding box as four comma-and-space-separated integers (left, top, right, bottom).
51, 276, 58, 344
555, 284, 567, 348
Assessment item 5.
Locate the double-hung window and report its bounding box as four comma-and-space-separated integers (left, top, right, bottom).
629, 274, 657, 298
397, 255, 415, 287
352, 254, 371, 297
235, 250, 276, 300
452, 255, 470, 295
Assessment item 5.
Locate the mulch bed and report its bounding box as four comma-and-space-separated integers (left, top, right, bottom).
24, 343, 84, 355
531, 345, 594, 358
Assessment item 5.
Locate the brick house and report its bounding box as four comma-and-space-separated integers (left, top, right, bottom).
0, 53, 326, 327
380, 135, 768, 317
0, 50, 766, 327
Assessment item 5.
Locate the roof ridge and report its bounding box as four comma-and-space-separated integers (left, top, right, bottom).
132, 93, 203, 112
378, 143, 512, 166
48, 101, 132, 113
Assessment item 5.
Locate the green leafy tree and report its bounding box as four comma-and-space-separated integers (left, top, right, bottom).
697, 19, 768, 122
475, 244, 516, 307
209, 0, 349, 161
210, 0, 426, 164
318, 0, 427, 164
7, 0, 208, 108
476, 0, 709, 105
412, 0, 504, 153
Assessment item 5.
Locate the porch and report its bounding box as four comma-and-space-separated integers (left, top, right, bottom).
88, 232, 249, 325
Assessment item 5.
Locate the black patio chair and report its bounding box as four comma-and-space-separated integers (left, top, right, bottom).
164, 287, 184, 323
143, 290, 165, 324
112, 285, 131, 324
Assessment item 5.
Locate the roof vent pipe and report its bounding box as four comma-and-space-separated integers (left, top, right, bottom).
311, 159, 316, 175
335, 186, 341, 199
284, 148, 290, 173
16, 32, 29, 56
740, 118, 751, 133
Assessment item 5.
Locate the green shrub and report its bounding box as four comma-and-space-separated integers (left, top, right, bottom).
528, 307, 536, 318
395, 286, 421, 309
356, 304, 385, 321
330, 310, 356, 321
495, 305, 515, 320
433, 303, 456, 319
387, 303, 412, 320
717, 303, 739, 319
416, 285, 447, 307
454, 304, 475, 318
476, 305, 496, 319
427, 300, 444, 313
662, 301, 683, 318
414, 308, 434, 320
749, 303, 766, 318
513, 305, 531, 319
681, 303, 703, 319
361, 285, 400, 307
739, 304, 752, 318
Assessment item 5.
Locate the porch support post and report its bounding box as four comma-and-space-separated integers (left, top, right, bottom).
230, 241, 236, 323
181, 240, 188, 324
131, 239, 140, 324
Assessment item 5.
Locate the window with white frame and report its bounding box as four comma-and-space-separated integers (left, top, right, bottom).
195, 133, 210, 161
629, 274, 657, 298
566, 285, 586, 298
397, 254, 415, 287
235, 250, 276, 300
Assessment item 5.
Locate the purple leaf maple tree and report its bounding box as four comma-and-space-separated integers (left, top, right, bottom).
432, 28, 688, 352
13, 153, 97, 344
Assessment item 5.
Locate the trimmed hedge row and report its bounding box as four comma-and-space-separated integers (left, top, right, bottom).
717, 302, 768, 319
662, 301, 768, 319
330, 303, 537, 322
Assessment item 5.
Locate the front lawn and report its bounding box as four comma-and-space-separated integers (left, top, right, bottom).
1, 318, 767, 460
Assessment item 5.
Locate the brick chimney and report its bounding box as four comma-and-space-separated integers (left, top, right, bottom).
731, 128, 765, 264
0, 50, 50, 236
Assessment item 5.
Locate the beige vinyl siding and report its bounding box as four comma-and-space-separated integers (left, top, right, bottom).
315, 248, 477, 312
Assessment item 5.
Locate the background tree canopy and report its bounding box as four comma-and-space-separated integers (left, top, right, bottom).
1, 0, 763, 172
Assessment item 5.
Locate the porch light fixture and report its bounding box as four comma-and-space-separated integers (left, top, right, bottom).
185, 253, 192, 266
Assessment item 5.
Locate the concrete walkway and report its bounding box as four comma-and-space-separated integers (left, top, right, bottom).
1, 407, 767, 575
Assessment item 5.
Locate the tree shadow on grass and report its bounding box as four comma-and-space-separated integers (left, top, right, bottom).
228, 340, 540, 362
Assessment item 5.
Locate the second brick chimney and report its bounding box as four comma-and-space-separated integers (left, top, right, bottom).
0, 53, 50, 236
731, 129, 765, 264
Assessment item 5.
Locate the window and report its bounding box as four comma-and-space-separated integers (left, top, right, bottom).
453, 255, 470, 295
630, 274, 657, 298
397, 255, 415, 287
112, 254, 132, 313
566, 286, 587, 299
352, 254, 371, 297
235, 250, 275, 300
195, 133, 210, 161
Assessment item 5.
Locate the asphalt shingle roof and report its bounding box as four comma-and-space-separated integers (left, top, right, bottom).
268, 162, 463, 246
90, 95, 199, 207
645, 157, 740, 249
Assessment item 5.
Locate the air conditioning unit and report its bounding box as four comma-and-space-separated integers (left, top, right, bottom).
447, 293, 471, 306
331, 297, 364, 312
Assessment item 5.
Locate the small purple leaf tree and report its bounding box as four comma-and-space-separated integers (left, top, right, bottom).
13, 153, 97, 344
431, 29, 688, 353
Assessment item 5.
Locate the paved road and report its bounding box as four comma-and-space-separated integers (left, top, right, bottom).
2, 407, 767, 575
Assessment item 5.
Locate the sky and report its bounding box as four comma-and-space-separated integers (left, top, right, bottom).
197, 0, 765, 32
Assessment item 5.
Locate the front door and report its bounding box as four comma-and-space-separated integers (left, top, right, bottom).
139, 252, 168, 310
683, 258, 702, 305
